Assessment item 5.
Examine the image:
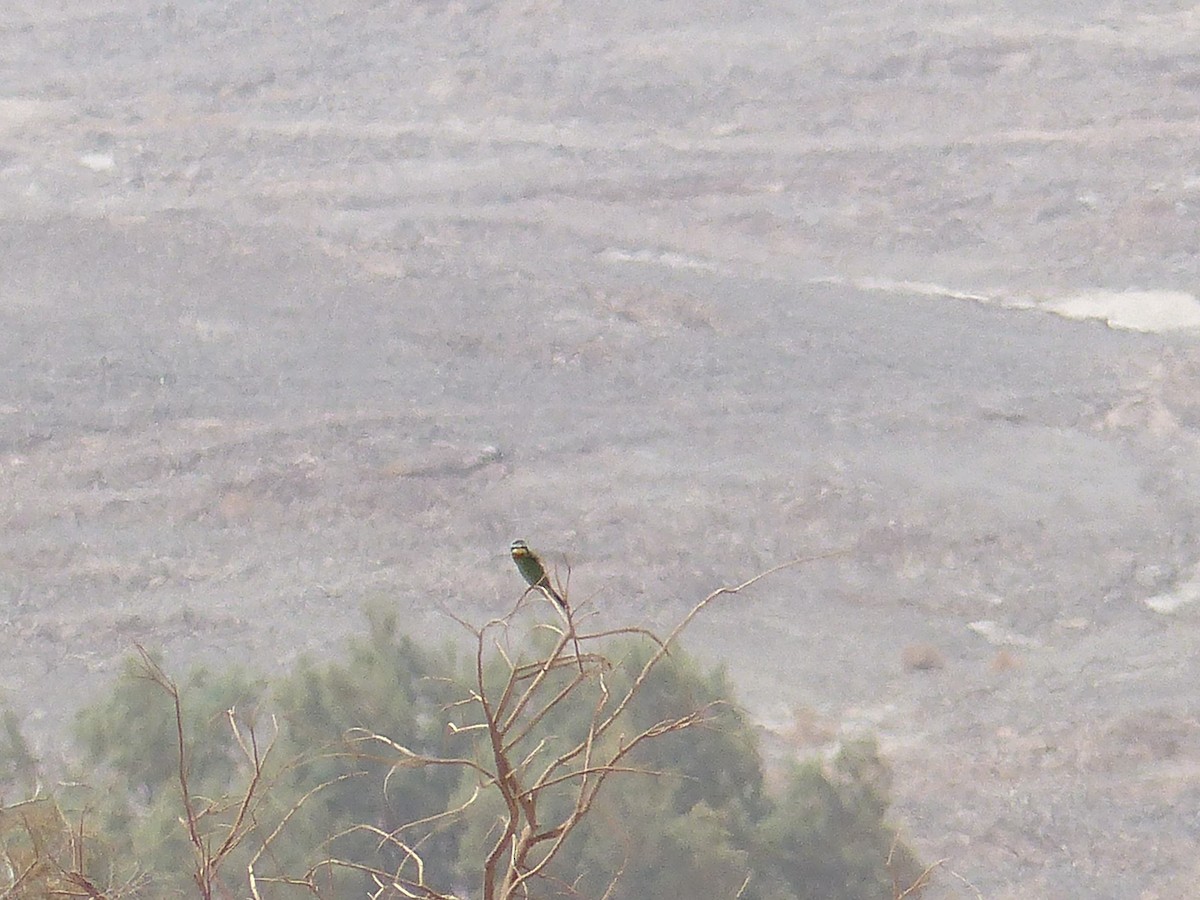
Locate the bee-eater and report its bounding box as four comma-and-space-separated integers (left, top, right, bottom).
510, 539, 567, 609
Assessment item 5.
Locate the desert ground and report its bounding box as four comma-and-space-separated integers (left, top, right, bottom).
4, 2, 1200, 897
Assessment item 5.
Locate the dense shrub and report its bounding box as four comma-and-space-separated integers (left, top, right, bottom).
0, 609, 921, 899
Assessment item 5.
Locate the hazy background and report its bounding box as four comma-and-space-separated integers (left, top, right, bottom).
4, 2, 1200, 896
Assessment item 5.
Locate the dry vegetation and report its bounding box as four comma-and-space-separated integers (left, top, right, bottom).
0, 560, 923, 899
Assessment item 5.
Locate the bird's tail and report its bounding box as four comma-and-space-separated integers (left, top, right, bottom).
540, 582, 567, 610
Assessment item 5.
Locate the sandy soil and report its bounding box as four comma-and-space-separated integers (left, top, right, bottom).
4, 3, 1200, 897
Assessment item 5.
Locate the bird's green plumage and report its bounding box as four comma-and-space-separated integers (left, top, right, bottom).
510, 539, 566, 609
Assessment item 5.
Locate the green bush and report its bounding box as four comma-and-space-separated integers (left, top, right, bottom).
752, 739, 922, 900
0, 706, 38, 805
521, 642, 766, 900
68, 607, 461, 897
265, 603, 461, 890
1, 608, 922, 899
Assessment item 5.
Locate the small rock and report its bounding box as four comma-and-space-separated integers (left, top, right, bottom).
967, 619, 1040, 648
990, 650, 1021, 673
901, 642, 945, 671
79, 152, 115, 172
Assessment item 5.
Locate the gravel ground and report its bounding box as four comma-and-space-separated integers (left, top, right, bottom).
4, 3, 1200, 896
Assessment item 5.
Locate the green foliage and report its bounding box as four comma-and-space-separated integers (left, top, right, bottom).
73, 652, 270, 895
528, 642, 767, 900
617, 642, 768, 828
568, 767, 752, 900
752, 738, 923, 900
76, 651, 266, 797
451, 640, 916, 900
264, 602, 462, 888
0, 705, 38, 804
62, 607, 462, 897
38, 610, 919, 899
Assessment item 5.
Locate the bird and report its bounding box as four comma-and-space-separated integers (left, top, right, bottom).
510, 539, 567, 609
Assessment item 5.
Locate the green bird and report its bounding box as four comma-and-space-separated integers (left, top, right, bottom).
510, 539, 567, 609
